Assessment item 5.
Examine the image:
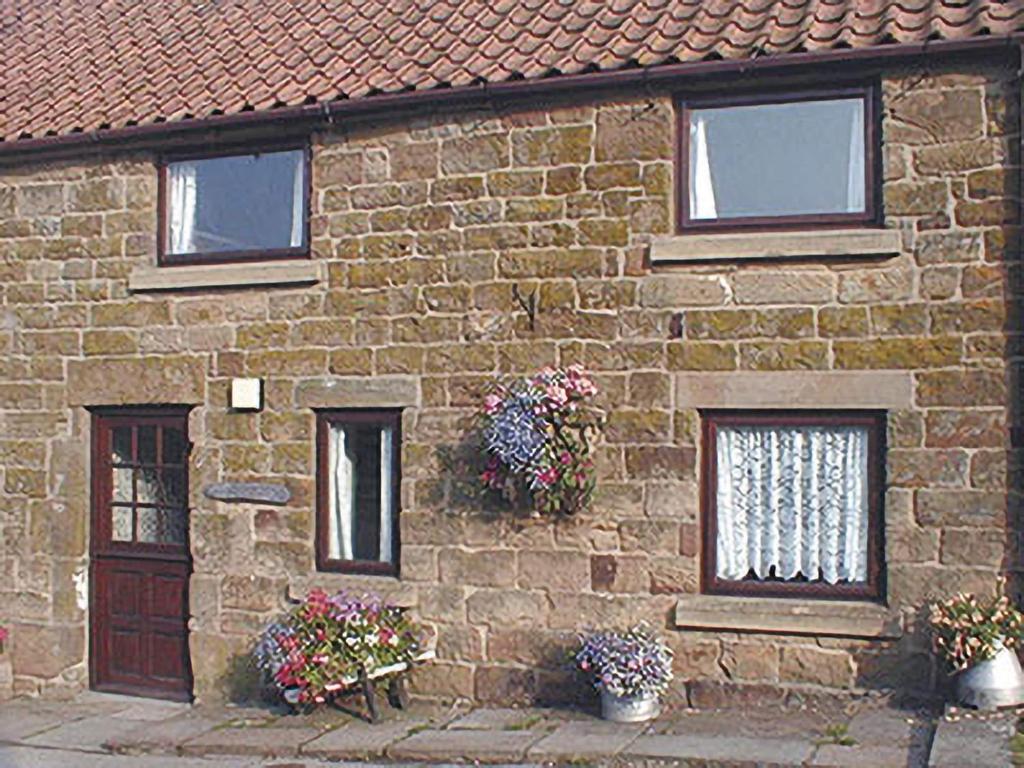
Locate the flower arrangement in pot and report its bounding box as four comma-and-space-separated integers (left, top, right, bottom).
929, 592, 1024, 709
480, 365, 602, 518
574, 624, 674, 722
254, 589, 430, 717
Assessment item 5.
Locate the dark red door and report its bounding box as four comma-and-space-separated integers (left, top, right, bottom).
90, 410, 193, 701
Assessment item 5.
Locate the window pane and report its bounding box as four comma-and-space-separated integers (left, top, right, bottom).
111, 427, 132, 464
689, 98, 866, 220
137, 425, 157, 465
166, 149, 305, 256
111, 506, 133, 542
326, 421, 395, 564
715, 423, 869, 585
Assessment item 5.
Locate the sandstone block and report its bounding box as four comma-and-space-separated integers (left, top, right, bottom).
833, 337, 961, 369
390, 142, 439, 180
685, 308, 813, 340
440, 548, 516, 588
512, 125, 592, 166
916, 369, 1006, 406
639, 276, 727, 308
67, 355, 206, 405
780, 646, 853, 688
925, 410, 1006, 448
441, 134, 509, 174
732, 271, 834, 305
466, 589, 547, 628
517, 550, 589, 592
888, 449, 969, 488
595, 104, 673, 161
915, 490, 1005, 527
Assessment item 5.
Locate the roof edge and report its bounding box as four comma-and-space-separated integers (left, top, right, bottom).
1, 35, 1019, 164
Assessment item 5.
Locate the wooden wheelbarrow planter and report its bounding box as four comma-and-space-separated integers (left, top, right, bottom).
284, 649, 435, 723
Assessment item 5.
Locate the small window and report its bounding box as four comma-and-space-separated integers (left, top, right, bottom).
316, 411, 401, 575
160, 147, 308, 264
702, 411, 884, 600
680, 88, 877, 231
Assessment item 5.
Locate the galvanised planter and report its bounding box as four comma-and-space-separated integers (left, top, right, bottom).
956, 644, 1024, 710
600, 690, 661, 723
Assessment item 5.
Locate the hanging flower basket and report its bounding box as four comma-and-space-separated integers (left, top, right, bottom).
479, 365, 602, 518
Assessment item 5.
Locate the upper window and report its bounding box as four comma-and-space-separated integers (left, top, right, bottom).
160, 147, 308, 264
316, 411, 401, 576
702, 411, 884, 600
680, 88, 877, 231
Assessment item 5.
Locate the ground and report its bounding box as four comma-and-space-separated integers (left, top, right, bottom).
1, 689, 986, 767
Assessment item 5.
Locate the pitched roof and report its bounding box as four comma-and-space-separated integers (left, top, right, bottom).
2, 0, 1023, 146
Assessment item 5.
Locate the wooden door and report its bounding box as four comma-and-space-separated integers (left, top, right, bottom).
90, 409, 193, 701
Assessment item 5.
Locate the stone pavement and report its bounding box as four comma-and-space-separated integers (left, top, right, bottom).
0, 689, 1004, 767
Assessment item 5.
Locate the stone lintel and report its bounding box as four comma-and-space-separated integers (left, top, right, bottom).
295, 376, 420, 409
128, 260, 323, 292
675, 371, 913, 409
650, 228, 903, 264
68, 355, 206, 406
674, 595, 901, 639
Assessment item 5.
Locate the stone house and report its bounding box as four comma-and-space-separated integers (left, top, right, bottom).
1, 1, 1022, 706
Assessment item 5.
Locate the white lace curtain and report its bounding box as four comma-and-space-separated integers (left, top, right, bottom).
328, 424, 394, 563
167, 162, 197, 254
715, 424, 869, 584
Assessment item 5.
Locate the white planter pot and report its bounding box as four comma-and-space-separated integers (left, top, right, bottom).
956, 644, 1024, 710
600, 690, 660, 723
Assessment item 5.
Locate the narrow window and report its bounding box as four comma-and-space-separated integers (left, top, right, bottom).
160, 146, 308, 264
316, 411, 401, 575
680, 88, 877, 231
702, 412, 884, 600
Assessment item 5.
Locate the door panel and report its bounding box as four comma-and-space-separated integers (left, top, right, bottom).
91, 410, 193, 702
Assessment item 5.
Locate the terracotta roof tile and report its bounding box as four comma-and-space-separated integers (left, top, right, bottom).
1, 0, 1022, 144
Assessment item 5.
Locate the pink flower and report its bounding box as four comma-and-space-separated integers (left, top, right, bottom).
0, 627, 7, 644
536, 467, 559, 486
545, 384, 568, 405
483, 393, 503, 414
559, 452, 572, 465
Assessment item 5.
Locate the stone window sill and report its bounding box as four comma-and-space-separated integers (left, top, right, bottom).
650, 228, 903, 264
674, 595, 901, 640
128, 260, 323, 292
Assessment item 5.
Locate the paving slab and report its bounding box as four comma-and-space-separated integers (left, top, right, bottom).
811, 743, 914, 767
0, 705, 77, 742
388, 727, 545, 763
626, 733, 815, 766
180, 724, 322, 758
448, 707, 559, 731
107, 700, 190, 722
22, 713, 152, 753
302, 717, 432, 759
104, 710, 234, 755
928, 712, 1015, 768
527, 718, 645, 760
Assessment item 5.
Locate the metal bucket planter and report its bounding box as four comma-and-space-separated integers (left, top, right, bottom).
956, 643, 1024, 710
600, 690, 661, 723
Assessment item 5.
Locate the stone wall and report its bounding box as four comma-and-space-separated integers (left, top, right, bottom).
0, 59, 1020, 704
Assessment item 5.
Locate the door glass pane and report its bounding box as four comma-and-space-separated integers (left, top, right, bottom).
689, 97, 866, 220
111, 506, 133, 541
138, 507, 187, 545
138, 425, 158, 464
111, 427, 133, 464
112, 467, 133, 503
162, 428, 187, 465
136, 468, 184, 507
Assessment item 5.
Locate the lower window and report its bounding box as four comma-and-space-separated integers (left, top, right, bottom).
702, 411, 884, 600
316, 410, 401, 575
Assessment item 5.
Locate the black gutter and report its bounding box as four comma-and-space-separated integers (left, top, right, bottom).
0, 35, 1020, 164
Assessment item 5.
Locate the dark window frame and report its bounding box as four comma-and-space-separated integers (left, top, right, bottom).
157, 141, 312, 266
700, 410, 886, 601
315, 409, 402, 577
675, 84, 882, 234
